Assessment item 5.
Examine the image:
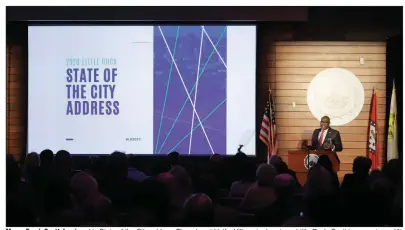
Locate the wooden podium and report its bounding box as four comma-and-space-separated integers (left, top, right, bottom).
288, 150, 340, 186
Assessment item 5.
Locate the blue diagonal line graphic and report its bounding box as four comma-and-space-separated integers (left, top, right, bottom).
157, 26, 227, 154
168, 98, 227, 153
155, 26, 180, 154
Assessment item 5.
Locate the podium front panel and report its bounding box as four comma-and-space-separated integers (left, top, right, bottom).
287, 150, 341, 186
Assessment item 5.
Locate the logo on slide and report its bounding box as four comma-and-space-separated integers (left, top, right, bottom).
153, 25, 227, 155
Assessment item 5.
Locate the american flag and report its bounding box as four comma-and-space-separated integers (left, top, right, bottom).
260, 89, 278, 159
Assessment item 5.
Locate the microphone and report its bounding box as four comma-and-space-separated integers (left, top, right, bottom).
237, 129, 254, 155
305, 145, 316, 150
301, 140, 315, 150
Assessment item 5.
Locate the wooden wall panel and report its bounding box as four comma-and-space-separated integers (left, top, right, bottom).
271, 60, 386, 68
272, 89, 386, 98
274, 104, 385, 112
267, 67, 386, 76
277, 126, 386, 134
273, 45, 386, 54
269, 75, 386, 83
6, 45, 25, 161
267, 41, 387, 178
275, 96, 386, 106
269, 53, 386, 61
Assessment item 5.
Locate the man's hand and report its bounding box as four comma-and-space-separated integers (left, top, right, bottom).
323, 142, 336, 151
323, 142, 332, 150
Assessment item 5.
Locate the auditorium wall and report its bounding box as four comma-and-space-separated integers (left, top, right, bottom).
7, 45, 25, 161
6, 7, 401, 172
5, 39, 389, 176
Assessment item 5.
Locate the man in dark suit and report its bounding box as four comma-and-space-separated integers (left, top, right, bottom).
311, 116, 343, 153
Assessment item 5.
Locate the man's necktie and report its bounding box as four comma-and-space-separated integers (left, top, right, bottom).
319, 130, 325, 145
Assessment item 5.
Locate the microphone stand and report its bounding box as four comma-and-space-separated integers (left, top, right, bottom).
237, 145, 243, 153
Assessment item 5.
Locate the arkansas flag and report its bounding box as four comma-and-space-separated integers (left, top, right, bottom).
368, 89, 379, 170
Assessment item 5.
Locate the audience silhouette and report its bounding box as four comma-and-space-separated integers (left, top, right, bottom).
5, 150, 403, 227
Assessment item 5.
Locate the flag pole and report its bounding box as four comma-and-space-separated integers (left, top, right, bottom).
268, 87, 273, 162
387, 79, 398, 161
374, 87, 377, 166
369, 87, 379, 170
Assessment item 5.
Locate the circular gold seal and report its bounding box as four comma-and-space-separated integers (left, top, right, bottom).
307, 68, 365, 126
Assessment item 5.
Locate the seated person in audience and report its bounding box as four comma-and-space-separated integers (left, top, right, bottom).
70, 171, 101, 210
240, 164, 277, 212
37, 149, 56, 188
130, 177, 171, 226
256, 173, 300, 226
55, 150, 73, 173
269, 155, 299, 186
303, 165, 339, 226
282, 216, 314, 227
382, 158, 402, 187
269, 155, 283, 166
391, 180, 403, 226
341, 156, 372, 191
45, 171, 101, 226
168, 151, 182, 167
210, 153, 223, 164
368, 177, 396, 226
81, 194, 116, 226
227, 152, 249, 184
148, 152, 182, 176
229, 161, 256, 198
208, 153, 224, 174
99, 152, 138, 212
38, 149, 74, 223
22, 152, 40, 184
207, 153, 232, 189
183, 193, 215, 226
8, 145, 402, 227
127, 155, 148, 182
156, 172, 184, 225
7, 155, 37, 226
194, 173, 239, 226
169, 165, 193, 209
54, 150, 75, 192
316, 154, 339, 190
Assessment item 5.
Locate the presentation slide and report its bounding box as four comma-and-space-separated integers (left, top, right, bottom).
28, 25, 256, 155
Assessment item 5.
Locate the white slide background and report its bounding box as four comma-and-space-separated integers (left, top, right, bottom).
28, 26, 154, 154
28, 25, 256, 155
227, 26, 256, 156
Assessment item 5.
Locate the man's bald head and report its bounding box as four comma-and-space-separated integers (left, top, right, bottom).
169, 165, 191, 189
274, 174, 297, 197
70, 171, 99, 205
256, 163, 277, 186
274, 173, 296, 188
304, 165, 332, 199
210, 153, 222, 164
82, 194, 114, 224
183, 193, 214, 226
269, 155, 283, 166
157, 172, 175, 182
157, 172, 177, 194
